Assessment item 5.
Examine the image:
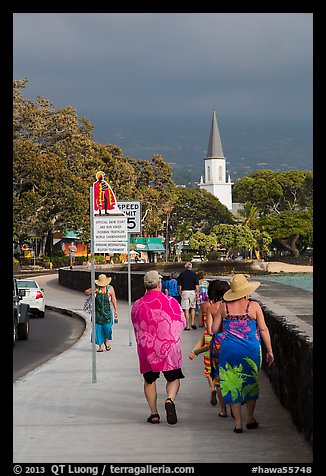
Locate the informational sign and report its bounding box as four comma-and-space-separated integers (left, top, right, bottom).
93, 216, 128, 253
117, 201, 141, 233
94, 242, 128, 254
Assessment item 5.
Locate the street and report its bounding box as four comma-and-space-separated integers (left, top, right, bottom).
13, 309, 85, 382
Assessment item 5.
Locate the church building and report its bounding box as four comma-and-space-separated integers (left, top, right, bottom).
199, 109, 233, 210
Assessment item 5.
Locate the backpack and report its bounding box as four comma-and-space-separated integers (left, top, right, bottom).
95, 288, 111, 324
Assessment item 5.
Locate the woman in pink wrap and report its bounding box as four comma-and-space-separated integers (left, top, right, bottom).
131, 270, 186, 425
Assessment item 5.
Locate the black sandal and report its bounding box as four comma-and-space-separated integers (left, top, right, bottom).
147, 413, 160, 424
165, 398, 177, 425
233, 427, 243, 433
246, 420, 259, 429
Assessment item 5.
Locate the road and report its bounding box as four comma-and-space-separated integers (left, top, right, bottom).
13, 308, 85, 382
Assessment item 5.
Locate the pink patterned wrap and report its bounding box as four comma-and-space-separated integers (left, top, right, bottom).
131, 290, 186, 374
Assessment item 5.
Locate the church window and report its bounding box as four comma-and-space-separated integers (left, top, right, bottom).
207, 166, 211, 182
219, 166, 223, 181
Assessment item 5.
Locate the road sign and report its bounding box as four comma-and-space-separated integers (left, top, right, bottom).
93, 216, 128, 253
117, 201, 141, 233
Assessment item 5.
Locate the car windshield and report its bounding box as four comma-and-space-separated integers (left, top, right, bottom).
17, 280, 38, 288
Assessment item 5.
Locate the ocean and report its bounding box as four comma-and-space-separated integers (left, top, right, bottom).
259, 273, 313, 292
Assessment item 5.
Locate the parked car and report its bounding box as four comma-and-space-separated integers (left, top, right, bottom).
13, 278, 30, 345
16, 278, 45, 318
191, 255, 205, 262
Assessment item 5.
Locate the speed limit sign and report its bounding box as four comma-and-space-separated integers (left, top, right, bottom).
117, 201, 142, 233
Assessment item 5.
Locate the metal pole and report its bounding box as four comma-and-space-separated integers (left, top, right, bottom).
128, 232, 132, 346
90, 186, 97, 383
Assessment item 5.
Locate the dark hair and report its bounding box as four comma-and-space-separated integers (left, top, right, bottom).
208, 280, 230, 302
171, 272, 179, 279
197, 270, 205, 280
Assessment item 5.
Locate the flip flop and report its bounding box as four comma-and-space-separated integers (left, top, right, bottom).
233, 427, 243, 433
246, 420, 259, 429
97, 349, 104, 352
165, 398, 177, 425
218, 412, 228, 417
105, 345, 111, 351
147, 413, 160, 424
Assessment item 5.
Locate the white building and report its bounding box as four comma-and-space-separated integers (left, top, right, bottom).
199, 109, 233, 210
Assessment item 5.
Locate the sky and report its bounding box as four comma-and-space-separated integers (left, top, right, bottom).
13, 13, 313, 125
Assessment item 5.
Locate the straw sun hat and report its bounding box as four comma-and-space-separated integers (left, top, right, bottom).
95, 274, 112, 286
223, 274, 260, 301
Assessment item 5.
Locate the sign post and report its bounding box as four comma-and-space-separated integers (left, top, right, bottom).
90, 186, 97, 384
90, 171, 124, 383
117, 201, 141, 347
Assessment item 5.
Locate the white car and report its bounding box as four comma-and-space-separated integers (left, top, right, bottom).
16, 279, 45, 318
191, 255, 205, 262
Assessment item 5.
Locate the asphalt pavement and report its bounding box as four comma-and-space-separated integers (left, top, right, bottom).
13, 274, 313, 464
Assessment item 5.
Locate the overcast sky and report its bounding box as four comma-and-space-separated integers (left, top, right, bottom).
13, 13, 313, 127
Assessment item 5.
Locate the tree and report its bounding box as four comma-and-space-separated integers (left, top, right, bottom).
233, 169, 313, 256
233, 169, 313, 215
127, 154, 178, 236
170, 188, 234, 237
260, 210, 312, 257
189, 231, 217, 259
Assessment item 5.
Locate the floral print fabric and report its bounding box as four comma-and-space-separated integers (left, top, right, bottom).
218, 301, 262, 404
131, 290, 186, 374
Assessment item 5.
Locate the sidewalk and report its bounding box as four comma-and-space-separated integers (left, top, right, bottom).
13, 274, 313, 464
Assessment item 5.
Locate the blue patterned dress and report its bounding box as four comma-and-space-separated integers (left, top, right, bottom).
218, 300, 262, 404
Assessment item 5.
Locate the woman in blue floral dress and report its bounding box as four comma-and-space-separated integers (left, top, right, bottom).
211, 274, 274, 433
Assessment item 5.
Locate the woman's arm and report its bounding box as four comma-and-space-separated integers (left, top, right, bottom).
255, 302, 274, 366
84, 288, 92, 296
110, 286, 118, 317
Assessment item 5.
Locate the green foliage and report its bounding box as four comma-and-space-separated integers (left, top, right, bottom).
233, 169, 313, 256
189, 231, 217, 258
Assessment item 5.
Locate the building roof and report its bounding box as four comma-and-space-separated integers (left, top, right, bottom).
206, 109, 225, 159
131, 237, 165, 252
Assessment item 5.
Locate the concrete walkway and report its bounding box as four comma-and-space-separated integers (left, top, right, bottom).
13, 274, 313, 464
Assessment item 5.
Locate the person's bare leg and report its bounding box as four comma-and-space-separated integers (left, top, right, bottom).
198, 305, 204, 326
190, 307, 196, 326
166, 379, 180, 401
246, 399, 257, 424
165, 379, 180, 424
144, 381, 158, 415
216, 387, 227, 416
231, 403, 242, 430
184, 309, 190, 328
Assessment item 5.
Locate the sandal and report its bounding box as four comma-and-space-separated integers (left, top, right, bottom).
105, 345, 111, 351
147, 413, 160, 424
246, 420, 259, 429
97, 348, 104, 352
233, 427, 243, 433
165, 398, 177, 425
218, 412, 228, 417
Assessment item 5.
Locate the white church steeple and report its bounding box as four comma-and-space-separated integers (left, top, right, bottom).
199, 109, 233, 210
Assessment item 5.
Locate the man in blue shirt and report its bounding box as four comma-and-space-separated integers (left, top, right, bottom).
177, 263, 199, 330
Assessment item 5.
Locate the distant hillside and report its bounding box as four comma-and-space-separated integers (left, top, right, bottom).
91, 114, 313, 186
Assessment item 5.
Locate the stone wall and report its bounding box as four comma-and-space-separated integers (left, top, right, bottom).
59, 267, 312, 444
258, 305, 313, 444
